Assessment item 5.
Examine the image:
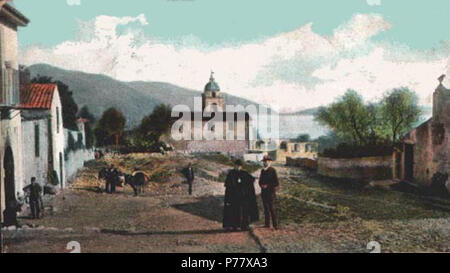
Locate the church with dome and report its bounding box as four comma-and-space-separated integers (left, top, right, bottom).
202, 72, 225, 111
171, 72, 253, 156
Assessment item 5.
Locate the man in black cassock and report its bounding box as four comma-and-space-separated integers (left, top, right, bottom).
223, 159, 259, 231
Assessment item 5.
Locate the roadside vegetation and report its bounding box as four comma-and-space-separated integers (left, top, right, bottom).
314, 88, 421, 157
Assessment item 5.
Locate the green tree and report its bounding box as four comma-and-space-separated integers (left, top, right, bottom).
31, 75, 79, 130
95, 108, 126, 147
295, 134, 311, 142
138, 104, 173, 142
380, 87, 421, 143
315, 90, 373, 145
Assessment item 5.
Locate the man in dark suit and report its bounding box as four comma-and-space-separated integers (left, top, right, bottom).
223, 159, 259, 231
259, 156, 279, 229
183, 163, 195, 195
23, 177, 43, 219
106, 164, 119, 194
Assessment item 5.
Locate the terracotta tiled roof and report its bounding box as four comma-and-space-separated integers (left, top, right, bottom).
19, 83, 57, 109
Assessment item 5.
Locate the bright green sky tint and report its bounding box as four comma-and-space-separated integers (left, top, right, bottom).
13, 0, 450, 49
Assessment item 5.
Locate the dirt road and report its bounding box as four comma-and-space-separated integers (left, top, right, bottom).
3, 153, 450, 253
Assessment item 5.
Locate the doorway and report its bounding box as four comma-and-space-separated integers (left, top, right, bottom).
3, 146, 16, 226
404, 144, 414, 181
59, 152, 63, 188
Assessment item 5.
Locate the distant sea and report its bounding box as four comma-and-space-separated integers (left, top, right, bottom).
255, 114, 328, 140
260, 105, 432, 140
278, 115, 328, 139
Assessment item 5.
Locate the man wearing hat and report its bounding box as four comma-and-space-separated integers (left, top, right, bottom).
259, 155, 279, 229
223, 159, 259, 231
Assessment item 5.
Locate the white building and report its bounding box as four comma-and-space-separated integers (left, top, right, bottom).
0, 3, 29, 225
20, 83, 66, 189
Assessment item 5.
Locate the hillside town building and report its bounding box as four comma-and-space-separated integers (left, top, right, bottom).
395, 75, 450, 186
20, 83, 65, 189
0, 3, 29, 225
1, 3, 93, 227
173, 72, 253, 156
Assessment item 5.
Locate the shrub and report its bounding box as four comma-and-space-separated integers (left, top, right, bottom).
321, 142, 393, 159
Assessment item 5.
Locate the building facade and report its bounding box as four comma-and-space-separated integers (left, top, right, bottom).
0, 3, 28, 225
20, 83, 66, 189
275, 140, 318, 162
173, 72, 252, 156
395, 76, 450, 186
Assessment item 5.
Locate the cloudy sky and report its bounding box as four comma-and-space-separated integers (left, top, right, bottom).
15, 0, 450, 112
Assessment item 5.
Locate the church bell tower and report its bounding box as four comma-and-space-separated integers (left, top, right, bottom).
202, 71, 224, 111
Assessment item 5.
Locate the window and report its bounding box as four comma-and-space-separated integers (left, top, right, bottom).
305, 144, 311, 153
56, 107, 60, 134
34, 124, 40, 157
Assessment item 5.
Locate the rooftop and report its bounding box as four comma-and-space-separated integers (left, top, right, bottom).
204, 71, 220, 92
19, 83, 57, 110
0, 3, 29, 26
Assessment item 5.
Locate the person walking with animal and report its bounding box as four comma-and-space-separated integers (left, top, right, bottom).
104, 164, 119, 194
223, 159, 259, 231
183, 162, 195, 195
259, 156, 279, 229
23, 177, 43, 219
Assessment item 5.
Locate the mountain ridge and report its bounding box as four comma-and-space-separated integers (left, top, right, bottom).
27, 63, 267, 128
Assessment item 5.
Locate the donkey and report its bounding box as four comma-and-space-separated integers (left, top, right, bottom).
124, 172, 149, 196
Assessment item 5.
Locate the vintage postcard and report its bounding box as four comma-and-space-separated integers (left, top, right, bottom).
0, 0, 449, 259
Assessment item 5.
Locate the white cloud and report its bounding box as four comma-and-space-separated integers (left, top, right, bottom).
367, 0, 381, 6
21, 13, 449, 113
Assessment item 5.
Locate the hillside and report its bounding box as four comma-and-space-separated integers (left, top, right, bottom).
27, 64, 263, 128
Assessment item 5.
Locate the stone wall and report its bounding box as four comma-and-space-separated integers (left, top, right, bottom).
318, 156, 393, 181
183, 140, 248, 157
286, 157, 318, 170
64, 148, 94, 183
64, 127, 94, 184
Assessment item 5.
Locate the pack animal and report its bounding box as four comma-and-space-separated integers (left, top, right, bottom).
124, 172, 149, 196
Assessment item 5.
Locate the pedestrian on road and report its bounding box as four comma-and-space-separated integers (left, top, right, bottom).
182, 163, 195, 195
23, 177, 43, 219
259, 156, 279, 229
223, 159, 259, 231
106, 164, 119, 193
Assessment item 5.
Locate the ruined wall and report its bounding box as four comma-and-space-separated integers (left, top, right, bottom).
404, 86, 450, 186
404, 120, 435, 185
318, 156, 392, 181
